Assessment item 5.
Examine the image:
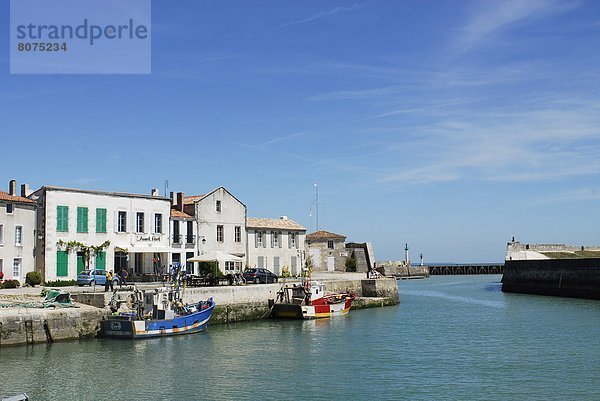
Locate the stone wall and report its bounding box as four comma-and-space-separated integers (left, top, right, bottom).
502, 258, 600, 300
0, 305, 106, 347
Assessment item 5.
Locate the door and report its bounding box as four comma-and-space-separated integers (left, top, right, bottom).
96, 251, 106, 271
327, 256, 335, 272
77, 252, 85, 274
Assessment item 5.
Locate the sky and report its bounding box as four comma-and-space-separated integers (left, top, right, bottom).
1, 0, 599, 263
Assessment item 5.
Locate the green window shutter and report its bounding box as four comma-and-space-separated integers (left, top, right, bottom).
57, 251, 68, 277
77, 254, 85, 274
57, 206, 69, 232
77, 207, 88, 233
96, 208, 107, 233
96, 251, 106, 270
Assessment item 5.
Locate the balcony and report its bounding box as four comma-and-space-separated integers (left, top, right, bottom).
172, 234, 182, 246
185, 234, 196, 248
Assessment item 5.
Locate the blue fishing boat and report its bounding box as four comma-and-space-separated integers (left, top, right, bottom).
100, 265, 215, 339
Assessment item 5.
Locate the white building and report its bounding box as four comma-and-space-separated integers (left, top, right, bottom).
32, 186, 172, 282
247, 217, 306, 276
169, 191, 198, 273
0, 180, 36, 283
171, 187, 247, 275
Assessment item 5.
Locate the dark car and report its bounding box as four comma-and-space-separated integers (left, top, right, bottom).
243, 268, 278, 284
77, 269, 120, 287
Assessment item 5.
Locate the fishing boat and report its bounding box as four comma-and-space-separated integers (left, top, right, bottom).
100, 266, 215, 339
271, 277, 354, 319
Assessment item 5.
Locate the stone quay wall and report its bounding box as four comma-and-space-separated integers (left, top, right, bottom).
0, 277, 400, 346
502, 258, 600, 300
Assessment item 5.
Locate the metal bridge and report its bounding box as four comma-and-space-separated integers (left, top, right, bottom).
427, 263, 504, 275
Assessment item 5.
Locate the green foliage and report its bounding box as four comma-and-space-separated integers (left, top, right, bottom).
1, 280, 21, 289
281, 266, 291, 278
26, 271, 43, 287
197, 261, 223, 277
345, 256, 357, 272
44, 279, 77, 287
56, 240, 111, 271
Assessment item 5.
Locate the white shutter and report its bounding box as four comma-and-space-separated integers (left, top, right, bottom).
288, 232, 291, 248
254, 231, 258, 248
278, 232, 282, 248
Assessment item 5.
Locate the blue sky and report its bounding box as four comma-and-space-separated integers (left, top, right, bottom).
1, 0, 599, 262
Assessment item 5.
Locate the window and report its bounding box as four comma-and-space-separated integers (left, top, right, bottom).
57, 251, 68, 277
77, 207, 88, 233
116, 211, 127, 232
256, 231, 263, 248
216, 225, 224, 242
13, 258, 21, 277
216, 200, 221, 212
289, 232, 297, 249
327, 240, 334, 249
136, 212, 145, 233
186, 221, 194, 244
96, 208, 107, 233
57, 205, 69, 232
272, 231, 280, 248
154, 214, 163, 234
173, 220, 180, 244
235, 226, 241, 243
6, 203, 13, 214
225, 261, 235, 271
0, 224, 3, 245
14, 226, 23, 246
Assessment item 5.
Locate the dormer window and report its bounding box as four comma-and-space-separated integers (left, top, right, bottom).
216, 200, 221, 212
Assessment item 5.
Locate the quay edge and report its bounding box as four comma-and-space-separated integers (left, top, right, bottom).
0, 277, 399, 347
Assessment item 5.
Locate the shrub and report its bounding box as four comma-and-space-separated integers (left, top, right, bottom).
1, 280, 21, 289
345, 257, 357, 272
44, 279, 77, 287
26, 271, 43, 287
281, 266, 291, 278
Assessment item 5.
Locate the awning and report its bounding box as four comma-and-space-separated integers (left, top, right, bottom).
187, 251, 245, 263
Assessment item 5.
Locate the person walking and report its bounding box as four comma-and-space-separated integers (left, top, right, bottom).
105, 270, 113, 292
119, 268, 128, 287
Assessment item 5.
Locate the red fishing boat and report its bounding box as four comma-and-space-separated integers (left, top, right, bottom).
270, 273, 354, 319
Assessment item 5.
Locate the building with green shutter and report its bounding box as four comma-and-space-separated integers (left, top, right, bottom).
31, 186, 172, 282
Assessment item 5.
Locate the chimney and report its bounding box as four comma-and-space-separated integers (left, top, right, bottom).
20, 184, 31, 197
151, 188, 159, 197
170, 191, 175, 206
177, 192, 184, 212
280, 216, 288, 220
9, 179, 16, 196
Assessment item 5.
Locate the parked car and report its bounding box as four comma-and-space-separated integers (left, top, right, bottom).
77, 269, 120, 287
243, 268, 278, 284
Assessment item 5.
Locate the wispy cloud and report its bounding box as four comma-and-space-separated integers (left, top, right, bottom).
452, 0, 576, 54
253, 3, 370, 37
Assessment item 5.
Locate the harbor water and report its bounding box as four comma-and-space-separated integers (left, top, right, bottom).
1, 275, 599, 400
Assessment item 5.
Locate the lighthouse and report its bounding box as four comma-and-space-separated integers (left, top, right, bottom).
404, 243, 409, 265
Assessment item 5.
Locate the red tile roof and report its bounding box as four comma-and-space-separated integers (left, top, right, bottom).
247, 217, 306, 231
0, 191, 36, 205
170, 208, 193, 219
306, 230, 346, 240
183, 195, 205, 204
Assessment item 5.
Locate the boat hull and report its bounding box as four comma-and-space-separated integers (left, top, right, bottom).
100, 302, 214, 339
271, 297, 353, 319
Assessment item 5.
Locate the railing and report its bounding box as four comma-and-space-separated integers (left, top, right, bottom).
172, 234, 182, 244
186, 234, 196, 245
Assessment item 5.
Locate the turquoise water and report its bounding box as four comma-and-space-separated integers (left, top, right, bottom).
1, 275, 599, 400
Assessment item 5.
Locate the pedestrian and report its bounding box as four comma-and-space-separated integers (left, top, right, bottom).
120, 268, 128, 287
105, 270, 113, 292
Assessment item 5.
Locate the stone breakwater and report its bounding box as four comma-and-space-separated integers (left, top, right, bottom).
0, 276, 399, 347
